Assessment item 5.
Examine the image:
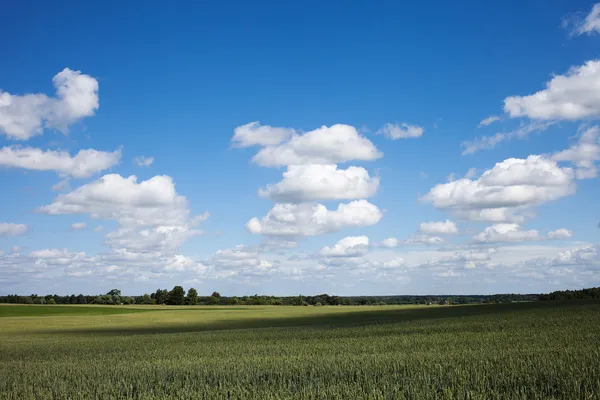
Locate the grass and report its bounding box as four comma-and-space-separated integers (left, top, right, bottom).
0, 304, 157, 317
1, 300, 599, 399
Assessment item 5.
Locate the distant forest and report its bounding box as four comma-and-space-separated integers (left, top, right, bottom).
1, 286, 599, 306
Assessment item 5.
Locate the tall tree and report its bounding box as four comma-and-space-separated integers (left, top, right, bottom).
166, 286, 186, 305
154, 289, 168, 305
186, 288, 198, 305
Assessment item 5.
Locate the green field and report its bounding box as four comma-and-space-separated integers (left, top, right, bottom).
1, 301, 599, 399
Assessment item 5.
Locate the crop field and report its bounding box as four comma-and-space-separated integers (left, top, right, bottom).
1, 301, 599, 399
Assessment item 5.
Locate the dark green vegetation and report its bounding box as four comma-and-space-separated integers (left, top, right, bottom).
1, 287, 548, 306
1, 300, 599, 399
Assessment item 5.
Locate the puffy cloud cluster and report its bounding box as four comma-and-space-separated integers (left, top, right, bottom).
472, 224, 573, 243
0, 68, 99, 140
0, 223, 28, 237
378, 123, 424, 139
206, 245, 278, 278
552, 125, 600, 179
319, 236, 369, 257
235, 122, 385, 238
423, 155, 575, 222
259, 164, 379, 203
472, 224, 541, 243
247, 200, 382, 237
0, 146, 121, 178
240, 123, 382, 167
504, 60, 600, 120
38, 174, 208, 254
548, 229, 573, 240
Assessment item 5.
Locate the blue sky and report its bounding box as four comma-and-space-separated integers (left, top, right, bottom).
1, 0, 599, 296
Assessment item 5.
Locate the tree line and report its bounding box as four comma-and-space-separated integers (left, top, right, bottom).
539, 287, 600, 301
0, 286, 562, 306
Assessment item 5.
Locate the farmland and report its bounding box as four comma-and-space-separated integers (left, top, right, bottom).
1, 300, 599, 399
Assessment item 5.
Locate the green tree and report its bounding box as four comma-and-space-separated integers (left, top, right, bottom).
140, 294, 153, 304
211, 291, 221, 298
186, 288, 198, 305
154, 289, 168, 305
47, 298, 56, 305
166, 286, 186, 305
107, 289, 121, 296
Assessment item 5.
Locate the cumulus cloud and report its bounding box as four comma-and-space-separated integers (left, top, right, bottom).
0, 223, 28, 237
552, 125, 600, 179
548, 228, 573, 240
133, 156, 154, 167
419, 220, 458, 235
246, 200, 382, 237
38, 174, 208, 254
250, 124, 382, 166
0, 146, 120, 178
472, 224, 541, 243
207, 245, 278, 278
319, 236, 369, 257
0, 68, 99, 140
259, 164, 379, 203
423, 155, 575, 222
71, 222, 87, 231
477, 116, 501, 128
504, 60, 600, 120
380, 237, 401, 248
378, 123, 424, 139
232, 121, 295, 147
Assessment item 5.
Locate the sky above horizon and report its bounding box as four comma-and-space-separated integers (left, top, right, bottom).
1, 0, 600, 296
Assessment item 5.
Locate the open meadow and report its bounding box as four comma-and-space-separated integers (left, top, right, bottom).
1, 300, 599, 399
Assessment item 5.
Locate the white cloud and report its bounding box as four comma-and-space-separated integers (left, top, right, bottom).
0, 146, 121, 178
52, 179, 70, 191
0, 68, 99, 140
552, 125, 600, 179
477, 116, 501, 128
423, 155, 575, 222
0, 223, 28, 237
207, 245, 279, 278
378, 123, 424, 139
251, 124, 382, 166
548, 229, 573, 240
405, 234, 445, 245
319, 236, 369, 257
38, 174, 208, 254
133, 156, 154, 167
247, 200, 382, 237
569, 3, 600, 36
71, 222, 87, 231
232, 121, 295, 147
504, 60, 600, 120
462, 121, 555, 154
473, 224, 541, 243
419, 220, 458, 235
464, 168, 478, 179
259, 164, 379, 203
93, 226, 104, 232
380, 237, 400, 248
